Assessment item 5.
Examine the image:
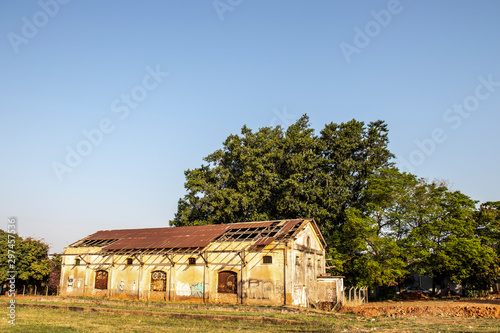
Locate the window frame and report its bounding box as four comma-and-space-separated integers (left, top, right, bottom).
150, 270, 167, 292
295, 255, 301, 266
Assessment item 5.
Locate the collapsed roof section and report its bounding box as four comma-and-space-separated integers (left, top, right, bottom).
68, 219, 324, 255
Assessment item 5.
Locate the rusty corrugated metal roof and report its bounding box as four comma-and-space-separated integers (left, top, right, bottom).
252, 219, 304, 245
275, 219, 303, 237
88, 225, 228, 250
226, 221, 276, 229
253, 236, 277, 246
73, 219, 315, 251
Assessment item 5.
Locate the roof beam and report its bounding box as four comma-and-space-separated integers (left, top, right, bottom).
164, 254, 175, 267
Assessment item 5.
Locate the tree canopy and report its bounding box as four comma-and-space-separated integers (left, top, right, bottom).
329, 168, 499, 289
172, 115, 393, 240
0, 230, 59, 293
172, 115, 499, 293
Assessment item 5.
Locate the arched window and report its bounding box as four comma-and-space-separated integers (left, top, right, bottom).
151, 271, 167, 292
95, 270, 108, 290
306, 236, 311, 250
218, 271, 237, 294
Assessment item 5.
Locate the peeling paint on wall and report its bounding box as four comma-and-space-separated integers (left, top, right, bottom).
292, 286, 308, 307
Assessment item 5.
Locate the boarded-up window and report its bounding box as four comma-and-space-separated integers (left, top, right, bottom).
95, 270, 108, 290
263, 255, 272, 264
151, 271, 167, 292
218, 271, 237, 294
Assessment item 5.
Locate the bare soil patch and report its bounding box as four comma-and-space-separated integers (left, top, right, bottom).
340, 299, 500, 318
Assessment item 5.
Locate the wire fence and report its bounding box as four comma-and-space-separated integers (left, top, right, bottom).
8, 285, 59, 297
344, 286, 369, 306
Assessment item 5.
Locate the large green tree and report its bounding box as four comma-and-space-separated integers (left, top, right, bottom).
0, 230, 51, 292
468, 201, 500, 291
333, 168, 499, 291
329, 207, 407, 287
328, 168, 418, 286
171, 115, 394, 244
401, 182, 489, 290
172, 117, 499, 292
476, 201, 500, 255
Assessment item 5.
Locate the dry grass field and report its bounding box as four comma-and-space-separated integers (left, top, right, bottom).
1, 296, 500, 332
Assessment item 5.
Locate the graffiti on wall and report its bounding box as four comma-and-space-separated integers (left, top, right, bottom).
246, 279, 283, 300
176, 281, 191, 296
190, 282, 205, 297
176, 281, 207, 297
67, 275, 74, 292
119, 279, 125, 292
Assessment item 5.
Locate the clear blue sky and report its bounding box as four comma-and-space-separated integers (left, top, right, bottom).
1, 0, 499, 253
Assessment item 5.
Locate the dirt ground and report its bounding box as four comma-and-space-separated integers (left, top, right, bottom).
340, 298, 500, 318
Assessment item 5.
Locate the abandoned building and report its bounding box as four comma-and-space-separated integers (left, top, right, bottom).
59, 219, 343, 307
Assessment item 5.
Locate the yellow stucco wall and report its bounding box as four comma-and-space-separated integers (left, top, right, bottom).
59, 221, 329, 306
287, 222, 326, 306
